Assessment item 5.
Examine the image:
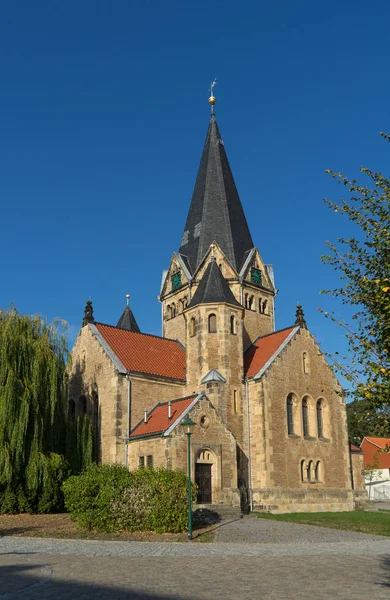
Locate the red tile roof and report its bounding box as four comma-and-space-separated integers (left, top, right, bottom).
361, 437, 390, 468
349, 442, 362, 453
94, 323, 186, 381
130, 395, 197, 438
244, 327, 296, 378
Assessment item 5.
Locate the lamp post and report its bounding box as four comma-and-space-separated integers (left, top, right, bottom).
182, 416, 196, 540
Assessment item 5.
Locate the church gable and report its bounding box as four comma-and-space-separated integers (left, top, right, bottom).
240, 248, 274, 291
160, 252, 191, 299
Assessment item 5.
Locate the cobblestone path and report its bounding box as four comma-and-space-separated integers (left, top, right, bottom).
1, 516, 390, 599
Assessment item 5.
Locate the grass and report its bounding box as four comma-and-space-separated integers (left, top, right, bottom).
256, 510, 390, 537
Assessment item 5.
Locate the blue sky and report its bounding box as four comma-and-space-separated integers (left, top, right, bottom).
1, 1, 389, 383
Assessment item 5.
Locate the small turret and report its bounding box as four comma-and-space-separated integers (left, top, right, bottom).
295, 304, 308, 330
82, 300, 95, 327
116, 294, 140, 333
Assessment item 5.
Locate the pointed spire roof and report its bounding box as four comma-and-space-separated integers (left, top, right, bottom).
116, 295, 140, 333
179, 114, 254, 274
187, 258, 242, 308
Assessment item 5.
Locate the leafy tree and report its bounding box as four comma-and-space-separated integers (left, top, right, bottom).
0, 308, 93, 513
346, 398, 390, 444
320, 133, 390, 411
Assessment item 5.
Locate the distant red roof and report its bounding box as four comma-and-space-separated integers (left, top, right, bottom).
94, 323, 186, 381
244, 327, 296, 378
130, 395, 197, 438
361, 437, 390, 469
349, 442, 362, 453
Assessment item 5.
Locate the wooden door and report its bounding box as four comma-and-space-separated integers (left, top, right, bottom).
195, 463, 212, 503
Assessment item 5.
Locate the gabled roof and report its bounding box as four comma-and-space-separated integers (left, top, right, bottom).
244, 326, 298, 378
91, 322, 186, 381
116, 305, 140, 333
129, 394, 199, 439
201, 369, 227, 383
361, 437, 390, 469
178, 114, 254, 274
349, 441, 363, 453
187, 258, 242, 309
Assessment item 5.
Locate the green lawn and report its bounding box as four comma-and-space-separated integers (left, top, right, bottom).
256, 510, 390, 537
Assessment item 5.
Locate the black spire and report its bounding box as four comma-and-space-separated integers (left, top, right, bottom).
295, 304, 308, 330
82, 300, 94, 327
116, 295, 140, 333
179, 114, 254, 274
187, 258, 242, 308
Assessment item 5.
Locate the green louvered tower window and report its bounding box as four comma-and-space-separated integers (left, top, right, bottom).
250, 267, 262, 287
171, 271, 182, 291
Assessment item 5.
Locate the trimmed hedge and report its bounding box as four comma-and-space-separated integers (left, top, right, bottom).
62, 464, 197, 533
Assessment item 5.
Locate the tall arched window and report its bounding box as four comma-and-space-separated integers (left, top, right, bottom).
315, 461, 322, 482
244, 293, 249, 309
79, 395, 87, 415
303, 352, 309, 374
262, 300, 268, 314
171, 303, 176, 317
302, 398, 309, 437
167, 305, 172, 319
230, 315, 236, 334
259, 297, 263, 313
208, 313, 217, 333
189, 317, 196, 337
317, 400, 324, 437
287, 394, 294, 435
248, 295, 254, 310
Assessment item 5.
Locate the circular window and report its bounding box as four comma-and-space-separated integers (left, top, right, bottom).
200, 415, 210, 429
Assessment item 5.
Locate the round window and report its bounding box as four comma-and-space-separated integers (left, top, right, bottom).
200, 415, 210, 429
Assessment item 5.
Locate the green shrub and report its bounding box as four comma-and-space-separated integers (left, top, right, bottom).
63, 464, 197, 533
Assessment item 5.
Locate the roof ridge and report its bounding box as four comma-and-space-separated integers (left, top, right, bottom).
95, 321, 182, 345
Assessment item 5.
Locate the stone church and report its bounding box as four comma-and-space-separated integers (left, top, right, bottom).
70, 96, 365, 513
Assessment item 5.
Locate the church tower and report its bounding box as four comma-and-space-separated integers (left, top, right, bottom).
160, 94, 276, 349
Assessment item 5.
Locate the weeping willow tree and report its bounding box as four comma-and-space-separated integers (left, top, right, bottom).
0, 308, 93, 513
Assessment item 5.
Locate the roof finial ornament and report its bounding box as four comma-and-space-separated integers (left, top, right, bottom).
82, 299, 95, 327
210, 242, 216, 259
126, 294, 130, 306
208, 78, 217, 114
295, 303, 308, 330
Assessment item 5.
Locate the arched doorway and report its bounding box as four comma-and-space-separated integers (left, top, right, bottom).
195, 449, 214, 504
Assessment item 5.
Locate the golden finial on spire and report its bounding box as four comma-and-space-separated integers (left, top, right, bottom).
208, 78, 217, 113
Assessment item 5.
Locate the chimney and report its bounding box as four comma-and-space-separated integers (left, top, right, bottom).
144, 408, 147, 423
168, 401, 172, 419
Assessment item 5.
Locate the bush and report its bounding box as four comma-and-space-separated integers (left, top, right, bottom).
62, 464, 197, 533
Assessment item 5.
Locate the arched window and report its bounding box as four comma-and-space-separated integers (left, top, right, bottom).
171, 303, 176, 318
80, 350, 86, 373
262, 299, 268, 314
182, 296, 188, 309
233, 390, 238, 413
307, 460, 314, 482
189, 317, 196, 337
230, 315, 236, 334
69, 399, 76, 421
167, 305, 172, 319
208, 313, 217, 333
303, 352, 309, 374
300, 459, 306, 482
79, 395, 87, 415
302, 398, 309, 437
315, 461, 322, 482
317, 400, 324, 437
248, 295, 254, 310
244, 293, 249, 309
259, 297, 263, 313
287, 394, 294, 435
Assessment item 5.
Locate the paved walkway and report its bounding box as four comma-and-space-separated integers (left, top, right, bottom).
1, 516, 390, 599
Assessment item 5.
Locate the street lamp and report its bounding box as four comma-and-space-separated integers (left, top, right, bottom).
182, 416, 196, 540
